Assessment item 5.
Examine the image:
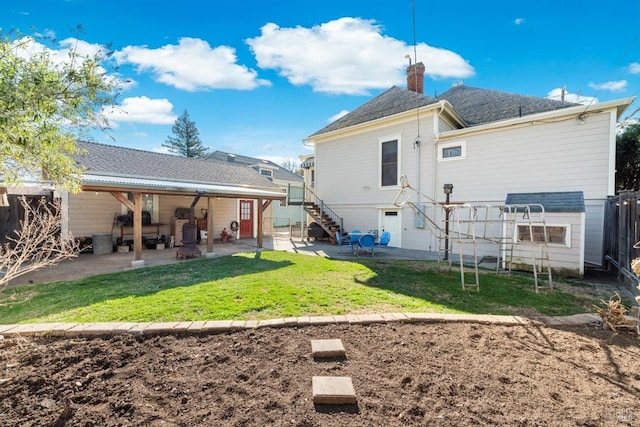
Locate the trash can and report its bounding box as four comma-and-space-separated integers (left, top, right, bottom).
92, 233, 113, 255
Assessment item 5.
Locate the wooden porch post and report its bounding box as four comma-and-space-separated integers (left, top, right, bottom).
132, 192, 143, 261
257, 198, 263, 248
207, 196, 214, 253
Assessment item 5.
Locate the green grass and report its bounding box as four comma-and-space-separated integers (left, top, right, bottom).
0, 251, 606, 324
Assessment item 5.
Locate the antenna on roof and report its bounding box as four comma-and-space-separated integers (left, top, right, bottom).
405, 54, 412, 66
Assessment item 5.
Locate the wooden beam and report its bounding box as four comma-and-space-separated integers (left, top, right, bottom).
133, 192, 143, 261
261, 200, 272, 212
207, 196, 214, 253
257, 198, 263, 248
110, 191, 135, 211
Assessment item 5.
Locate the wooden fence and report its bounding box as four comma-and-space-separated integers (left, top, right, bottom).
603, 191, 640, 289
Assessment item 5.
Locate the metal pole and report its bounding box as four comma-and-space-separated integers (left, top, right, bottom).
444, 193, 450, 260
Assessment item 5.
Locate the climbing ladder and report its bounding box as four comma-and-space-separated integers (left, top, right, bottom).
393, 175, 553, 292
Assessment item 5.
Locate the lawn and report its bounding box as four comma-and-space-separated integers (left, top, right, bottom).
0, 251, 608, 324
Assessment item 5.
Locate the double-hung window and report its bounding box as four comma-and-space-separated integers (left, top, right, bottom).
380, 138, 399, 187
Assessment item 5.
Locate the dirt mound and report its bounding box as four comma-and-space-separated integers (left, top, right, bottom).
1, 322, 638, 426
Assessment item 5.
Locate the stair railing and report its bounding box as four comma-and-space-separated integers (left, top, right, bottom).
288, 183, 343, 232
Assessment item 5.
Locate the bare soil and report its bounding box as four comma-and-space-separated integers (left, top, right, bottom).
1, 322, 639, 426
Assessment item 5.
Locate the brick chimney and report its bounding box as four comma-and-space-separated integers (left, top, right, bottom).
407, 62, 425, 94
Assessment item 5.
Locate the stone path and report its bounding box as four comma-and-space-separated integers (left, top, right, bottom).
0, 312, 605, 339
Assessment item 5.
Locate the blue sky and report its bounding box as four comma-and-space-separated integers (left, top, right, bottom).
4, 0, 640, 166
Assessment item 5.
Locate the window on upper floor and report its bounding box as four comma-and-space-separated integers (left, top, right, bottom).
380, 138, 399, 187
260, 168, 273, 181
438, 140, 466, 162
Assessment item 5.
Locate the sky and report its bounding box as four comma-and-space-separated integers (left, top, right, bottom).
4, 0, 640, 166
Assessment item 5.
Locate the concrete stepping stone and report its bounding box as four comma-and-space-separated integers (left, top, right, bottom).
312, 376, 357, 405
310, 339, 345, 358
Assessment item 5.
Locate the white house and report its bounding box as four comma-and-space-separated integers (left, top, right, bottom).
302, 63, 635, 277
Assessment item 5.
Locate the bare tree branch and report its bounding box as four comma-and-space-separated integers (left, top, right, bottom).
0, 197, 80, 290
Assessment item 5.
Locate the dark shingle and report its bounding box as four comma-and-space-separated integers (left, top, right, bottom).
437, 85, 579, 126
505, 192, 585, 213
309, 86, 437, 136
308, 84, 579, 137
74, 141, 280, 190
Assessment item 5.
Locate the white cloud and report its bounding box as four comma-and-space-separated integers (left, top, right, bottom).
246, 17, 475, 95
588, 80, 627, 92
514, 18, 525, 25
152, 146, 176, 155
329, 110, 350, 122
103, 96, 177, 125
546, 88, 598, 105
113, 37, 271, 91
628, 62, 640, 74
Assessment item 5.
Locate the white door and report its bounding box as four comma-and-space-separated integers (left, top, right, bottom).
380, 209, 401, 247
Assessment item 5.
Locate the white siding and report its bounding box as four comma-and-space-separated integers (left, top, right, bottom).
67, 192, 122, 242
313, 106, 614, 276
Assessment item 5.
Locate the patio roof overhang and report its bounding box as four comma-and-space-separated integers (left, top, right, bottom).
80, 173, 286, 200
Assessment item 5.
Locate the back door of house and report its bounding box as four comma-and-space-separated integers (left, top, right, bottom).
239, 200, 253, 238
380, 209, 401, 247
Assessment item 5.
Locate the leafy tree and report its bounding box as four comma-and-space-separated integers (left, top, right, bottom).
0, 29, 117, 192
163, 110, 208, 158
616, 122, 640, 192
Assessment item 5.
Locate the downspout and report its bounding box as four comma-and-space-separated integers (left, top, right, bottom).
432, 101, 445, 206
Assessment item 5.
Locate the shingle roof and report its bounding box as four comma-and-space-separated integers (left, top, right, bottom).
309, 86, 437, 137
74, 141, 281, 190
308, 84, 579, 137
505, 192, 585, 213
436, 85, 580, 126
206, 151, 303, 183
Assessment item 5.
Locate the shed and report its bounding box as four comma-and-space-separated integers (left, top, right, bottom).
504, 192, 585, 277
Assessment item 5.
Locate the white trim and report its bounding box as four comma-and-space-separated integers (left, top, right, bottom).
437, 140, 466, 162
378, 134, 402, 189
82, 173, 285, 198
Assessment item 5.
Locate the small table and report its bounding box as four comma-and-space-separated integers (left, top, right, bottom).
348, 232, 377, 256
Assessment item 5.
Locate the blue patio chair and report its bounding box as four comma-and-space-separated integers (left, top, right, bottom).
375, 231, 391, 249
350, 229, 361, 245
335, 230, 354, 254
357, 234, 376, 257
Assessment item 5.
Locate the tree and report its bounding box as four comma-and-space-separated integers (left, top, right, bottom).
0, 197, 79, 290
616, 122, 640, 192
163, 110, 208, 158
0, 29, 117, 192
280, 159, 301, 174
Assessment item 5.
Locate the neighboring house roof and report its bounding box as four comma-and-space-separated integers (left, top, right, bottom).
309, 86, 437, 137
206, 150, 303, 183
505, 192, 585, 213
436, 85, 580, 126
309, 84, 579, 137
74, 141, 284, 197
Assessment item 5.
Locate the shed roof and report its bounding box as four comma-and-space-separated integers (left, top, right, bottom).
505, 192, 585, 213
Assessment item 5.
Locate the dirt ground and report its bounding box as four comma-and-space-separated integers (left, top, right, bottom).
1, 322, 638, 427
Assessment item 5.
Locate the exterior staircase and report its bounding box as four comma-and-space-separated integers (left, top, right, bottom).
287, 184, 343, 235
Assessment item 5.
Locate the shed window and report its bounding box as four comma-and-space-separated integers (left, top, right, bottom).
516, 224, 570, 247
